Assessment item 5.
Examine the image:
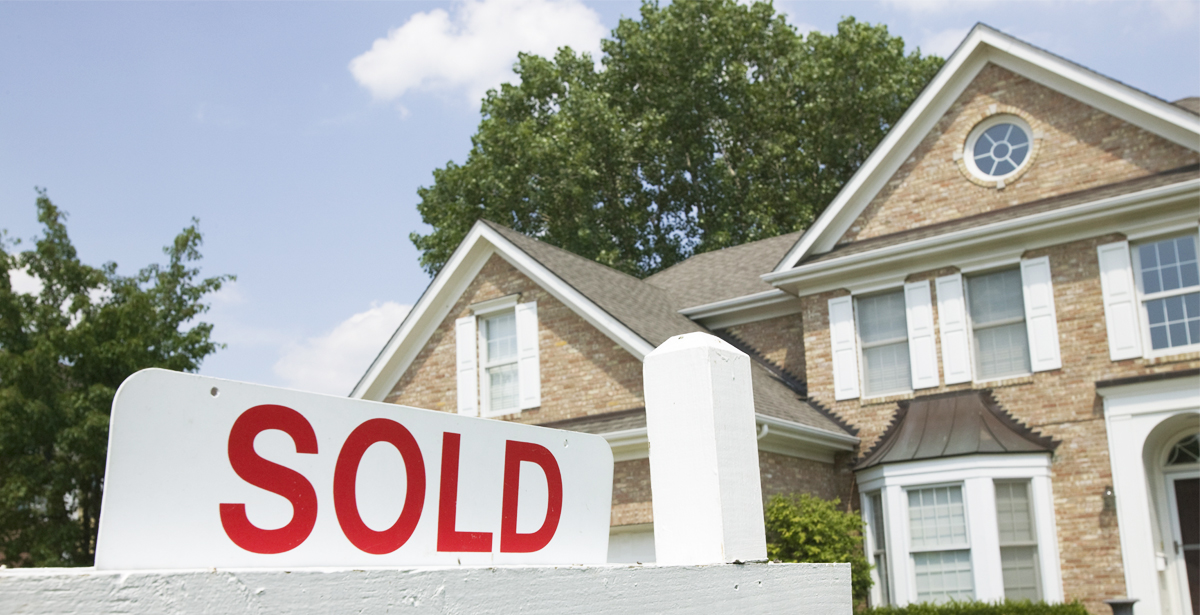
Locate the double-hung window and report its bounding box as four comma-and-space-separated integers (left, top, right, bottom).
995, 480, 1042, 600
455, 297, 541, 417
857, 290, 911, 397
966, 269, 1031, 380
1134, 235, 1200, 352
908, 486, 974, 603
480, 312, 519, 414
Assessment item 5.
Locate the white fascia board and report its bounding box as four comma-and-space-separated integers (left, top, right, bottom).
855, 452, 1052, 493
352, 221, 656, 402
677, 290, 803, 329
602, 414, 858, 465
1097, 374, 1200, 418
772, 25, 1200, 273
764, 180, 1199, 297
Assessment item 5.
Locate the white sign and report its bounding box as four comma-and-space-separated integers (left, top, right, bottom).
95, 369, 613, 570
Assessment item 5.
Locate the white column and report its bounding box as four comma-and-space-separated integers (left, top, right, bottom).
965, 477, 1003, 601
1031, 475, 1064, 603
883, 485, 911, 605
642, 332, 767, 565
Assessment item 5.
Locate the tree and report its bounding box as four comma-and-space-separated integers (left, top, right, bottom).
411, 0, 943, 277
0, 191, 232, 566
765, 493, 873, 604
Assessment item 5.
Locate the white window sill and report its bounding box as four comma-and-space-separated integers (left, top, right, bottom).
1141, 346, 1200, 363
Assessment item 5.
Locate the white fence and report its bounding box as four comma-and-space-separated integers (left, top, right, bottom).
0, 333, 851, 614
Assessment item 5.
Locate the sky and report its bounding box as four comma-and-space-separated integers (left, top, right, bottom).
2, 0, 1197, 397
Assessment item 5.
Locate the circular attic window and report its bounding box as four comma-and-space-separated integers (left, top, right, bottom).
963, 115, 1035, 184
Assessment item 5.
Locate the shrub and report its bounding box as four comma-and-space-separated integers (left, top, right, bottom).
864, 600, 1089, 614
764, 493, 872, 603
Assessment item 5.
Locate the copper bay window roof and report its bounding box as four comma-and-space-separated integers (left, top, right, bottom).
855, 390, 1058, 470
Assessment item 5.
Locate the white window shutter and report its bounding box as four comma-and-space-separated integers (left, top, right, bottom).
935, 274, 974, 384
904, 280, 940, 390
1096, 241, 1144, 361
455, 316, 478, 416
828, 296, 860, 401
515, 301, 541, 410
1020, 257, 1062, 372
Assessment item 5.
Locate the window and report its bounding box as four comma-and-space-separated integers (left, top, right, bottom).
995, 481, 1041, 600
1134, 235, 1200, 352
873, 490, 892, 605
908, 486, 974, 603
857, 290, 911, 396
481, 311, 519, 413
967, 269, 1031, 380
455, 298, 540, 417
963, 115, 1036, 184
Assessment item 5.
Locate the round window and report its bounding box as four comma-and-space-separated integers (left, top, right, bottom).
963, 115, 1035, 184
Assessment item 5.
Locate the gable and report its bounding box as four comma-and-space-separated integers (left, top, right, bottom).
386, 253, 646, 424
838, 63, 1199, 245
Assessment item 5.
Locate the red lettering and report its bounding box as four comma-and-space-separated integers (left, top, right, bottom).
332, 419, 426, 554
500, 440, 563, 553
436, 432, 492, 552
219, 405, 319, 554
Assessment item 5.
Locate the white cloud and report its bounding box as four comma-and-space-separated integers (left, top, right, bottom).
920, 27, 971, 57
882, 0, 995, 13
349, 0, 606, 105
7, 267, 43, 295
273, 301, 411, 396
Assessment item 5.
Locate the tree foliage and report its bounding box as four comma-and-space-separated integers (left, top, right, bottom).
0, 191, 232, 566
412, 0, 943, 277
765, 493, 873, 604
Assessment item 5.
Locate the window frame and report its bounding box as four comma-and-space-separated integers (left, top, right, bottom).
854, 288, 913, 399
857, 454, 1063, 606
994, 479, 1043, 601
1130, 231, 1200, 358
903, 483, 976, 604
478, 309, 520, 417
963, 267, 1033, 383
962, 115, 1036, 185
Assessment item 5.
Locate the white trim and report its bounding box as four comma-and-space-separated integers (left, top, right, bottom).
600, 414, 858, 464
352, 222, 657, 402
1098, 375, 1200, 615
469, 293, 519, 316
764, 180, 1199, 297
855, 453, 1062, 606
773, 24, 1200, 273
678, 290, 803, 330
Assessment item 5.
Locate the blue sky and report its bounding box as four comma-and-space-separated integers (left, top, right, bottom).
2, 1, 1196, 396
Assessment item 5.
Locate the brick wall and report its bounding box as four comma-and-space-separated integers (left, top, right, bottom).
718, 314, 806, 381
839, 64, 1199, 245
801, 233, 1200, 612
385, 254, 645, 425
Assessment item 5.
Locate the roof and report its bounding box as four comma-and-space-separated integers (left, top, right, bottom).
773, 24, 1200, 273
539, 408, 647, 435
855, 390, 1057, 470
802, 164, 1200, 267
1175, 97, 1200, 115
478, 221, 851, 436
643, 231, 802, 310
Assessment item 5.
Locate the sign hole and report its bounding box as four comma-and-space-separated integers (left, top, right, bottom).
210, 387, 219, 398
563, 439, 569, 448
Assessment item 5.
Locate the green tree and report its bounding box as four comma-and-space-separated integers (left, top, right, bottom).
412, 0, 943, 277
0, 191, 232, 566
765, 493, 873, 604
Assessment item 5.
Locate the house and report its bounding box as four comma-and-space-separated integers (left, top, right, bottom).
352, 25, 1200, 614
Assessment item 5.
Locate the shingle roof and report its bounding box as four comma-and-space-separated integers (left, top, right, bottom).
539, 408, 647, 434
804, 164, 1200, 266
482, 220, 851, 436
643, 232, 803, 309
855, 390, 1057, 470
1174, 97, 1200, 115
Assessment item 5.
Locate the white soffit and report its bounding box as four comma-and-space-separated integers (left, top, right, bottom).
352, 222, 656, 402
771, 24, 1200, 274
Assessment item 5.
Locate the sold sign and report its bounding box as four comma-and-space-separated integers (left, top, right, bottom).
95, 370, 613, 569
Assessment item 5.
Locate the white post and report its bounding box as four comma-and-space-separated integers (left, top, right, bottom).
643, 332, 767, 565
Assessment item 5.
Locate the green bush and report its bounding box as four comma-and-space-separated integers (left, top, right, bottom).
764, 493, 872, 603
864, 600, 1089, 614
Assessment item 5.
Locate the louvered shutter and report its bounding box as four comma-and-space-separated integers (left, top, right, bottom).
515, 302, 541, 409
455, 316, 478, 416
935, 274, 973, 384
1020, 257, 1062, 372
904, 280, 940, 390
829, 296, 861, 401
1096, 241, 1144, 361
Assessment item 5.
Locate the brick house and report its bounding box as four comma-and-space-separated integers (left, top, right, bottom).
353, 26, 1200, 613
